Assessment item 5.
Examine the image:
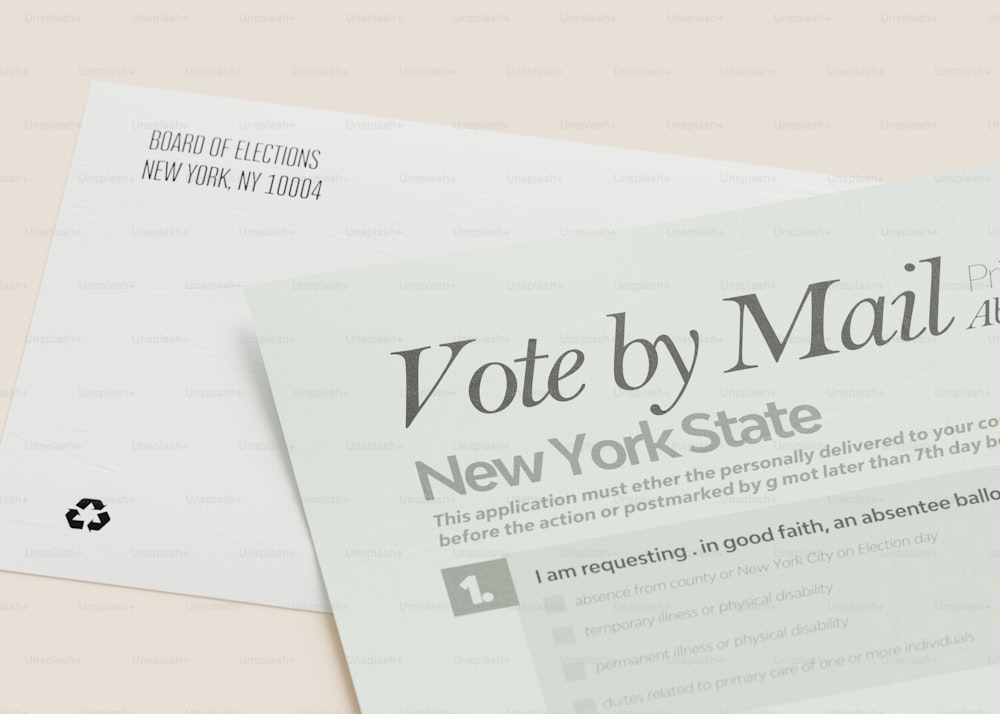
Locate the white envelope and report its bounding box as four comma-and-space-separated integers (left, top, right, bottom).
0, 82, 848, 611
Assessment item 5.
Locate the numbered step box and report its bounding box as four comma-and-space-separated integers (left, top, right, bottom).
441, 558, 519, 617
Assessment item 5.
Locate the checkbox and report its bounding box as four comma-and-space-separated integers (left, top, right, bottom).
543, 595, 567, 613
573, 701, 598, 714
552, 626, 576, 646
563, 662, 587, 682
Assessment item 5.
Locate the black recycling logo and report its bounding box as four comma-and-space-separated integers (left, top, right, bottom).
65, 498, 111, 531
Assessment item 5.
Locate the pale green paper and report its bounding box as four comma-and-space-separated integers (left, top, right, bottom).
248, 166, 1000, 713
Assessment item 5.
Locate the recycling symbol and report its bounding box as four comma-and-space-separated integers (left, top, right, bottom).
65, 498, 111, 531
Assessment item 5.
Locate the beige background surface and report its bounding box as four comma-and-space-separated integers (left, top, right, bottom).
1, 1, 998, 711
